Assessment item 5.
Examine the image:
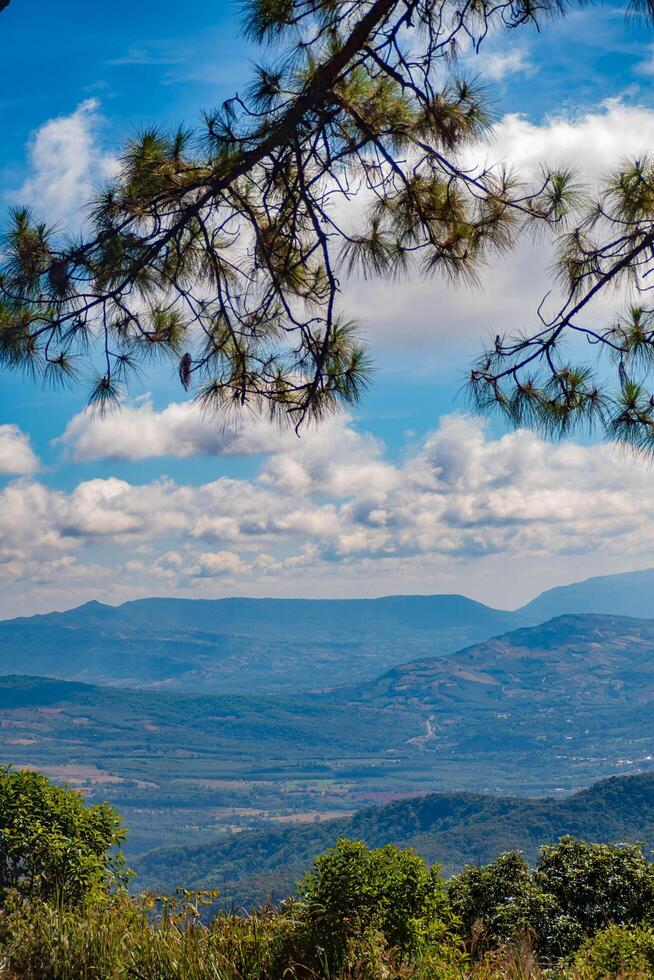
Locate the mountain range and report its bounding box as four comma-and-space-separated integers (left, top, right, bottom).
3, 564, 654, 693
3, 565, 654, 886
0, 595, 517, 692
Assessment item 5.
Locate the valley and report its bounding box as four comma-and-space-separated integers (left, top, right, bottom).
2, 603, 654, 865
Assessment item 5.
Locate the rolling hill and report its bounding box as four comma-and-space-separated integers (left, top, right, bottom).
356, 612, 654, 708
133, 772, 654, 905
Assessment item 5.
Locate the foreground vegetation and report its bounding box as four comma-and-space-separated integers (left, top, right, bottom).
136, 771, 654, 903
3, 847, 654, 978
2, 767, 654, 977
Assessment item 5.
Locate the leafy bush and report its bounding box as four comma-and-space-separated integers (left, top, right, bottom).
571, 923, 654, 978
535, 837, 654, 940
448, 851, 562, 955
296, 838, 459, 970
0, 766, 128, 907
449, 837, 654, 959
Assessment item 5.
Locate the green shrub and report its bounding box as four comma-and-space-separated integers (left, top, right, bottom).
296, 838, 459, 970
0, 766, 128, 907
535, 838, 654, 941
448, 851, 562, 955
449, 838, 654, 961
571, 923, 654, 978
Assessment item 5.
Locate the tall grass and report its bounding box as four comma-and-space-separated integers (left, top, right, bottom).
0, 894, 305, 980
0, 895, 648, 980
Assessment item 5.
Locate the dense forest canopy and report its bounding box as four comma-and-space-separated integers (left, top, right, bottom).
3, 0, 654, 447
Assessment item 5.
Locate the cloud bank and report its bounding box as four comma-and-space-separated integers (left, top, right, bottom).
1, 413, 651, 615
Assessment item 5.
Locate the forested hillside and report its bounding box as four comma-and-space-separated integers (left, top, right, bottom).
133, 773, 654, 905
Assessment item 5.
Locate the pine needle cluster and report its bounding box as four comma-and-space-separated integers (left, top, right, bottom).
470, 154, 654, 450
0, 0, 615, 428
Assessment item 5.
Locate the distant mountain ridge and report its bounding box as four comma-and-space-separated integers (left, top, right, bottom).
133, 772, 654, 904
3, 565, 654, 693
0, 594, 519, 693
14, 593, 508, 631
518, 566, 654, 621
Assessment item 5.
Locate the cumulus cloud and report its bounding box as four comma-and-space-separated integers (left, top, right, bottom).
5, 413, 654, 615
186, 551, 244, 578
8, 100, 117, 227
57, 397, 296, 462
487, 100, 654, 182
0, 425, 39, 475
56, 398, 395, 488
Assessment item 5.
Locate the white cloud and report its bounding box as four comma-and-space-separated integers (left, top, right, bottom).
56, 398, 396, 492
470, 45, 534, 82
57, 397, 295, 462
186, 550, 244, 578
8, 100, 117, 227
6, 413, 654, 614
0, 425, 39, 475
487, 100, 654, 183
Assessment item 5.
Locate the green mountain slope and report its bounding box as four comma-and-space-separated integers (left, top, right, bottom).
343, 614, 654, 774
356, 613, 654, 707
133, 772, 654, 905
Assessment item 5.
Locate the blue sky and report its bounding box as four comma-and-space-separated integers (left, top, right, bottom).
2, 0, 654, 616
